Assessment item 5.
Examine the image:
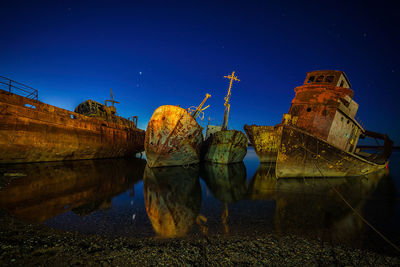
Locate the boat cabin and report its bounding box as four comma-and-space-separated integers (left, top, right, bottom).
304, 70, 351, 88
286, 70, 364, 153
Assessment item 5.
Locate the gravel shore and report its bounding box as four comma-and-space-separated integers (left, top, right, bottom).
1, 210, 399, 266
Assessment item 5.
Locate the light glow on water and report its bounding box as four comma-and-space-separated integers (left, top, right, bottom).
0, 149, 399, 255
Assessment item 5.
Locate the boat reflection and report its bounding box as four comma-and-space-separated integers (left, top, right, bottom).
201, 162, 247, 203
247, 164, 389, 244
0, 158, 146, 223
143, 164, 203, 238
247, 162, 276, 200
201, 162, 247, 233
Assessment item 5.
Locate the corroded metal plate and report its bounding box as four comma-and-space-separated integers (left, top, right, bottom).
202, 130, 247, 164
145, 105, 203, 167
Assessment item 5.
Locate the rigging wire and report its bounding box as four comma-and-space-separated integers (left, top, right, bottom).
311, 144, 400, 254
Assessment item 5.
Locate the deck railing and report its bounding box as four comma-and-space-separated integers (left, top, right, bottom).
0, 75, 38, 100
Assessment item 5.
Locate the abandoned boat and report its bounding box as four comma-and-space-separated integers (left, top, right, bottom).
144, 94, 211, 167
202, 71, 248, 164
0, 76, 145, 163
244, 124, 280, 162
276, 70, 393, 177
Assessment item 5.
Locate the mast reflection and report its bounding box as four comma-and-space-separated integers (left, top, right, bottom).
201, 162, 247, 233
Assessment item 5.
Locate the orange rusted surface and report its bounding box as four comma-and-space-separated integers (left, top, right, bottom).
276, 125, 386, 177
0, 158, 146, 223
202, 130, 248, 164
246, 70, 392, 177
276, 70, 392, 177
143, 164, 201, 238
145, 105, 203, 167
244, 124, 281, 162
0, 89, 145, 163
289, 83, 354, 140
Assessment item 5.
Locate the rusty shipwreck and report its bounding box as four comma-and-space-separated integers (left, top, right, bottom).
0, 76, 145, 163
144, 94, 211, 167
202, 71, 248, 164
244, 125, 280, 162
246, 70, 393, 177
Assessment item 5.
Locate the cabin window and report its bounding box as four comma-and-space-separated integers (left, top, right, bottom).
316, 75, 324, 82
306, 107, 312, 112
340, 80, 345, 87
341, 117, 344, 122
307, 76, 315, 83
70, 114, 75, 119
325, 75, 334, 83
347, 119, 350, 124
24, 104, 35, 109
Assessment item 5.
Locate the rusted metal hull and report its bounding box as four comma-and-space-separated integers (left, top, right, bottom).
200, 162, 247, 203
276, 125, 388, 178
0, 158, 146, 223
244, 124, 281, 162
0, 89, 145, 163
202, 130, 248, 164
145, 105, 203, 167
143, 164, 201, 238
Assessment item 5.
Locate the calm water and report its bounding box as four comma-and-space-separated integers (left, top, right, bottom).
0, 148, 399, 255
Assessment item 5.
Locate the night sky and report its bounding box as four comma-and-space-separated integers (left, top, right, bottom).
1, 0, 399, 144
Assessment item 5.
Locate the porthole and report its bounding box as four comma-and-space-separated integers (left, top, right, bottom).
306, 107, 312, 112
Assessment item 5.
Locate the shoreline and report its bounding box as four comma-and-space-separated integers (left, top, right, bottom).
1, 210, 399, 266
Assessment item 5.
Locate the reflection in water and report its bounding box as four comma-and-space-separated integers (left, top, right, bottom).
247, 164, 390, 245
274, 169, 388, 245
143, 164, 202, 238
201, 162, 247, 233
201, 162, 247, 203
247, 162, 276, 200
0, 158, 146, 223
0, 149, 396, 254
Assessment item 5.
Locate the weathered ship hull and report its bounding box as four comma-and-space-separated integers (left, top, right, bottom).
244, 124, 280, 162
202, 130, 248, 164
0, 90, 145, 163
145, 105, 203, 167
276, 125, 387, 178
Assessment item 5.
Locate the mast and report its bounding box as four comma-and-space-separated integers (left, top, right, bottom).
192, 93, 211, 118
105, 88, 120, 107
222, 71, 240, 130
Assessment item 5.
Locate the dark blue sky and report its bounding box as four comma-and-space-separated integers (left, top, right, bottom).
1, 0, 399, 143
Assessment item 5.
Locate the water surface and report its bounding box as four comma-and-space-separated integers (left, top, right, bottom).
0, 148, 399, 255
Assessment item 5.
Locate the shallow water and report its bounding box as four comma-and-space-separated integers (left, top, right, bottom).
0, 147, 399, 255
